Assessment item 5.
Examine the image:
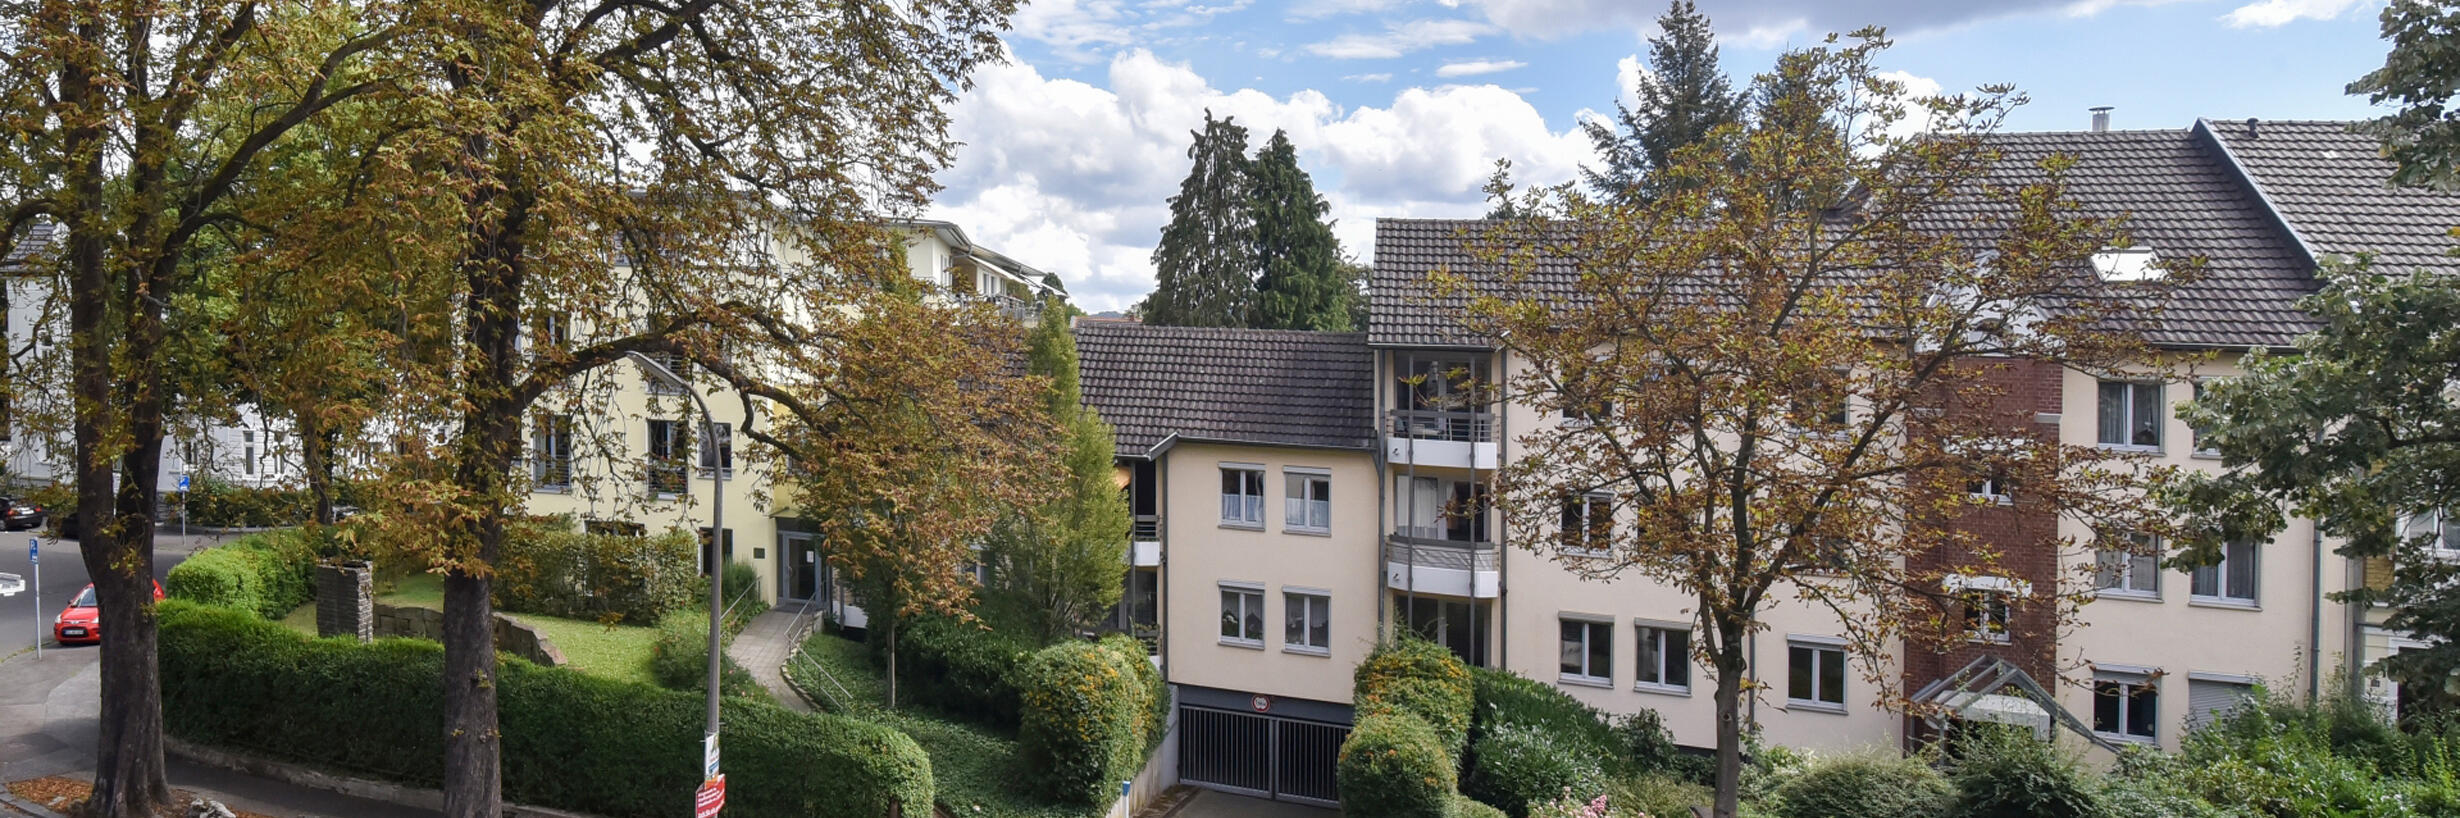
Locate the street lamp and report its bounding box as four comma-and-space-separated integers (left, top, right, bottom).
627, 351, 724, 781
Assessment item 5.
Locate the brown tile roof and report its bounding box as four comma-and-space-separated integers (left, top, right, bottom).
2203, 118, 2460, 276
1074, 322, 1375, 456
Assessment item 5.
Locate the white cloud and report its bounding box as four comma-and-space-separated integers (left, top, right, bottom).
1304, 18, 1495, 59
1287, 0, 1413, 19
930, 51, 1594, 311
1455, 0, 2175, 44
1435, 59, 1527, 77
1614, 54, 1647, 110
1873, 70, 1945, 142
1344, 73, 1395, 82
2221, 0, 2370, 27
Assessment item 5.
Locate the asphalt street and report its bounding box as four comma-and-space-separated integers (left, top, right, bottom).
0, 528, 226, 661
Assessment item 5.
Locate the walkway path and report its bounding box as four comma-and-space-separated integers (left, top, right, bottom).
730, 606, 815, 713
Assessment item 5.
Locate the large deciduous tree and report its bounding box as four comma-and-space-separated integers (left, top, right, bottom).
1144, 111, 1256, 327
1580, 1, 1748, 203
982, 303, 1131, 645
2351, 0, 2460, 191
0, 3, 404, 813
1249, 130, 1350, 331
1452, 32, 2175, 818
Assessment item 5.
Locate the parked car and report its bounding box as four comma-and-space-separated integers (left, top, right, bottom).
0, 497, 47, 531
53, 581, 166, 645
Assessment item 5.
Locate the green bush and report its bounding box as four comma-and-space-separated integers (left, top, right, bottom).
1771, 752, 1952, 818
1524, 789, 1646, 818
880, 615, 1033, 728
1097, 634, 1168, 748
1608, 773, 1713, 818
1338, 713, 1457, 818
164, 530, 316, 619
1944, 726, 2100, 818
1614, 710, 1712, 783
493, 523, 698, 625
647, 610, 765, 700
720, 560, 769, 623
158, 600, 931, 818
1463, 723, 1609, 817
171, 478, 310, 527
1470, 668, 1620, 765
1015, 638, 1157, 805
1451, 793, 1511, 818
1356, 638, 1474, 758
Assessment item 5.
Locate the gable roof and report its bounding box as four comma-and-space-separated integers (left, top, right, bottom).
2, 220, 56, 275
1074, 321, 1375, 457
2202, 118, 2460, 276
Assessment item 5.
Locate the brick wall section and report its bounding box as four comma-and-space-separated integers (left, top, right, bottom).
315, 562, 374, 643
1902, 357, 2066, 744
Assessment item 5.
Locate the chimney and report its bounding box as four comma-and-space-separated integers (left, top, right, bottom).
2246, 117, 2260, 138
2090, 106, 2113, 133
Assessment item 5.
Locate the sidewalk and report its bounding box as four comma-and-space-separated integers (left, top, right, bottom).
0, 649, 438, 818
728, 607, 815, 713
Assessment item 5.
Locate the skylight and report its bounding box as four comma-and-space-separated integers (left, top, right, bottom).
2091, 247, 2161, 282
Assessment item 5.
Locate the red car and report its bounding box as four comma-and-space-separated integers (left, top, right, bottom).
54, 581, 165, 645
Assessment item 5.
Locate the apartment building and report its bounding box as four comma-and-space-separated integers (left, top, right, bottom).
1080, 117, 2460, 806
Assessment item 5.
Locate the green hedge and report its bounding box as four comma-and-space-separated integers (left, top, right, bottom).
647, 610, 767, 701
1462, 723, 1608, 817
493, 523, 698, 625
1772, 752, 1953, 818
164, 530, 316, 619
169, 479, 311, 527
1944, 726, 2099, 818
158, 600, 932, 818
1355, 638, 1475, 758
879, 615, 1033, 728
1016, 637, 1161, 805
1338, 712, 1457, 818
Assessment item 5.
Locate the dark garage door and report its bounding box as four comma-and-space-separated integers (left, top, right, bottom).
1178, 706, 1347, 806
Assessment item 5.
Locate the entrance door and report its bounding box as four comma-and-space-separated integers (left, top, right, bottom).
781, 533, 819, 602
1178, 706, 1347, 806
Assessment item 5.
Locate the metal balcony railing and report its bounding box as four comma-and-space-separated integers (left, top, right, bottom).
1387, 409, 1494, 443
1130, 514, 1160, 541
1384, 534, 1501, 572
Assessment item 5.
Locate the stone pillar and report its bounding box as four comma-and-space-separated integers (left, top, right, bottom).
317, 561, 373, 643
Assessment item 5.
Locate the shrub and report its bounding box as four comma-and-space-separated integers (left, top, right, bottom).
1770, 752, 1952, 818
1016, 638, 1156, 805
158, 600, 931, 818
173, 478, 310, 527
1614, 709, 1712, 783
1338, 712, 1457, 818
1464, 723, 1609, 817
1097, 633, 1169, 748
164, 530, 316, 619
1452, 793, 1511, 818
1470, 668, 1620, 765
1356, 638, 1474, 757
647, 610, 765, 700
1943, 726, 2099, 818
720, 560, 769, 624
1609, 772, 1713, 818
1524, 789, 1647, 818
879, 615, 1032, 728
493, 523, 698, 625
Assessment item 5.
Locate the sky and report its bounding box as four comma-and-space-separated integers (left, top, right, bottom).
924, 0, 2398, 313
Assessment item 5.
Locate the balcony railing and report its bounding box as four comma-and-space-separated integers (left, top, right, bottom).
1384, 533, 1501, 572
1130, 514, 1160, 541
1387, 409, 1494, 443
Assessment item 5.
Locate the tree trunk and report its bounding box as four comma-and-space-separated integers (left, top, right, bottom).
885, 617, 899, 710
1711, 621, 1746, 818
300, 411, 332, 526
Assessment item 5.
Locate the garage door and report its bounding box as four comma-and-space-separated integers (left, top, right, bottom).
1177, 706, 1347, 806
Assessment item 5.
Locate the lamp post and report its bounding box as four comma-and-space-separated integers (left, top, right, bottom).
627, 351, 723, 781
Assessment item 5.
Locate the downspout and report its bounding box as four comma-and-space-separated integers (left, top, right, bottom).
2348, 538, 2369, 700
1375, 349, 1390, 639
2310, 522, 2323, 704
1494, 347, 1508, 669
1158, 453, 1171, 684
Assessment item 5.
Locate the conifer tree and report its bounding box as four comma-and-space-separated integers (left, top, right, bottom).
1145, 112, 1256, 327
1249, 130, 1350, 331
1582, 1, 1749, 202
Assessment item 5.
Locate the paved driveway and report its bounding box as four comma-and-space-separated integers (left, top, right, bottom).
1168, 789, 1339, 818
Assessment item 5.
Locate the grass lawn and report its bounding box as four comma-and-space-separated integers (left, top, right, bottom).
276, 572, 662, 687
792, 630, 1099, 818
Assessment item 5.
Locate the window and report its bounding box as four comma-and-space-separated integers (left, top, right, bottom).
645, 350, 692, 395
1284, 591, 1330, 654
646, 419, 688, 495
584, 520, 645, 537
1284, 470, 1331, 534
243, 430, 257, 476
2094, 672, 2158, 742
1963, 590, 2011, 643
2190, 381, 2220, 456
1219, 585, 1265, 647
2097, 381, 2163, 449
1220, 466, 1264, 527
532, 414, 573, 490
1558, 618, 1612, 686
1787, 639, 1847, 710
1792, 374, 1850, 432
696, 527, 734, 577
2096, 533, 2162, 598
2415, 509, 2460, 556
697, 422, 733, 480
1559, 493, 1612, 555
2187, 676, 2257, 731
1634, 624, 1691, 694
530, 312, 569, 355
2190, 540, 2259, 605
2092, 246, 2162, 283
1446, 481, 1491, 544
1968, 469, 2013, 504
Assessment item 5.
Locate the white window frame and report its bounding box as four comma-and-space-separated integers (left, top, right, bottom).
532, 413, 573, 492
1945, 574, 2023, 645
1218, 582, 1265, 648
1559, 492, 1613, 556
2097, 379, 2165, 451
2190, 380, 2222, 457
2096, 532, 2163, 600
1220, 464, 1265, 529
2188, 540, 2259, 608
1633, 621, 1691, 695
1968, 471, 2013, 505
1787, 636, 1848, 712
1283, 588, 1331, 656
1283, 468, 1332, 535
645, 418, 689, 497
1557, 615, 1613, 688
2416, 509, 2460, 560
696, 421, 734, 481
2092, 666, 2160, 743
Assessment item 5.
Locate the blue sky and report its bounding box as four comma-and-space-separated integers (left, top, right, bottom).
927, 0, 2396, 311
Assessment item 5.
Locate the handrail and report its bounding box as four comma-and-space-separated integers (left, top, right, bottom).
1385, 409, 1495, 443
1384, 534, 1501, 571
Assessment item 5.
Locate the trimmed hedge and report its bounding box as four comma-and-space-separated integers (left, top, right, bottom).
1945, 726, 2099, 818
1016, 636, 1161, 805
879, 615, 1033, 727
1462, 723, 1608, 817
1338, 712, 1457, 818
647, 610, 766, 701
169, 478, 311, 528
493, 523, 698, 625
158, 600, 931, 818
1772, 752, 1953, 818
164, 530, 316, 619
1355, 638, 1475, 758
1450, 793, 1510, 818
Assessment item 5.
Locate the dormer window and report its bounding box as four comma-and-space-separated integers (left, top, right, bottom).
2092, 246, 2161, 283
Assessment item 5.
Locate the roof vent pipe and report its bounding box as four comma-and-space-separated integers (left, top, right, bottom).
2090, 106, 2112, 132
2247, 117, 2260, 138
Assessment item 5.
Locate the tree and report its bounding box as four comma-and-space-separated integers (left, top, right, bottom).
1145, 111, 1256, 327
0, 3, 405, 813
2350, 0, 2460, 190
1249, 130, 1351, 331
1450, 32, 2176, 818
1581, 1, 1749, 203
982, 302, 1132, 644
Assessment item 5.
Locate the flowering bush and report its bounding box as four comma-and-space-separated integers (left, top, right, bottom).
1524, 790, 1649, 818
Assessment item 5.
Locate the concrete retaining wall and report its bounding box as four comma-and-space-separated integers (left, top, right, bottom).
372, 603, 566, 668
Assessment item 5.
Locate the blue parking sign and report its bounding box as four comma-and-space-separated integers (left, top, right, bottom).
28, 537, 35, 564
178, 474, 189, 492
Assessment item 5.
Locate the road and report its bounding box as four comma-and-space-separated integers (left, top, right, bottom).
0, 528, 230, 660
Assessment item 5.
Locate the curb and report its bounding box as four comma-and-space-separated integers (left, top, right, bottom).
164, 739, 602, 818
0, 791, 68, 818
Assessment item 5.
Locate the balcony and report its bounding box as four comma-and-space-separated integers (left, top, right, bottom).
1385, 410, 1499, 470
1383, 534, 1501, 599
1129, 514, 1160, 567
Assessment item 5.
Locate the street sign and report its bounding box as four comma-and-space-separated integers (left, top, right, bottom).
177, 474, 189, 492
693, 775, 725, 818
26, 537, 34, 565
704, 732, 721, 779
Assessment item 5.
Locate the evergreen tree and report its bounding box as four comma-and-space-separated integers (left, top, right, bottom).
983, 304, 1131, 644
1581, 1, 1749, 202
1146, 112, 1257, 327
1249, 130, 1351, 331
